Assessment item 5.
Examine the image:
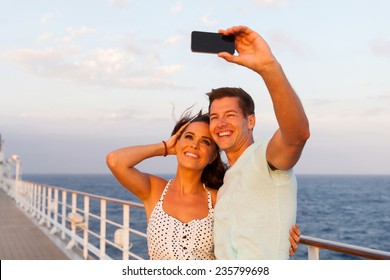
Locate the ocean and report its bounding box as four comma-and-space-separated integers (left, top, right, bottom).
23, 173, 390, 260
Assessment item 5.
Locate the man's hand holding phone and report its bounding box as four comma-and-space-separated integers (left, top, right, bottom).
216, 26, 276, 74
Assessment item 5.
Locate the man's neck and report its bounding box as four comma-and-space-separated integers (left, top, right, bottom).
225, 137, 254, 166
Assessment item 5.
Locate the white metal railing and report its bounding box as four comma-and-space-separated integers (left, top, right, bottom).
4, 178, 148, 260
2, 176, 390, 260
299, 235, 390, 260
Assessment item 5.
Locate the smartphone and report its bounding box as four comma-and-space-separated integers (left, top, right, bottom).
191, 31, 235, 54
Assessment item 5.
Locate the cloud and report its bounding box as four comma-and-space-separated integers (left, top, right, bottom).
58, 26, 98, 44
170, 2, 183, 14
40, 13, 55, 24
163, 34, 184, 46
36, 32, 53, 42
157, 64, 183, 75
0, 43, 184, 90
99, 106, 175, 134
201, 14, 218, 27
267, 30, 312, 58
108, 0, 127, 9
103, 108, 138, 124
307, 98, 337, 107
66, 26, 97, 37
361, 107, 388, 117
77, 48, 134, 75
251, 0, 286, 7
374, 93, 390, 101
0, 46, 80, 66
371, 38, 390, 56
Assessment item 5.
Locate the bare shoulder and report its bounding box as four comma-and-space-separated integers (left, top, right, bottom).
149, 175, 168, 199
143, 175, 168, 217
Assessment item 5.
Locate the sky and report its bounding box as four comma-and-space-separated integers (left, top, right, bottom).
1, 0, 389, 175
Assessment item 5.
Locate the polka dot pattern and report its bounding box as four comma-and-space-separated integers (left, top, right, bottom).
147, 180, 215, 260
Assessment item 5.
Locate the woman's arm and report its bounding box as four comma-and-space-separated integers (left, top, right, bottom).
106, 122, 189, 201
106, 142, 167, 201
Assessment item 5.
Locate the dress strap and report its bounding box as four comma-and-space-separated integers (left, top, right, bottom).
202, 184, 213, 210
159, 179, 172, 202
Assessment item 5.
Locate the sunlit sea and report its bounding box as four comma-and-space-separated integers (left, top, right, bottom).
23, 173, 390, 260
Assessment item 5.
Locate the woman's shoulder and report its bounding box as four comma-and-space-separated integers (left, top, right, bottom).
149, 175, 169, 193
143, 175, 169, 214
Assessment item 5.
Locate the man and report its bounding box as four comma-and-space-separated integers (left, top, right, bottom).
208, 26, 310, 259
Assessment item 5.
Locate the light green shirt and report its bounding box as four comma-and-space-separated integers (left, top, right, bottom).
214, 140, 297, 259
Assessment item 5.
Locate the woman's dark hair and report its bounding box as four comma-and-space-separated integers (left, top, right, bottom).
171, 109, 228, 190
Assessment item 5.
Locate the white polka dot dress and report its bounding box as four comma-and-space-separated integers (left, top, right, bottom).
147, 180, 215, 260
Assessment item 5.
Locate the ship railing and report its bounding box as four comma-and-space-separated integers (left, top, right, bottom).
5, 179, 390, 260
299, 235, 390, 260
14, 179, 148, 260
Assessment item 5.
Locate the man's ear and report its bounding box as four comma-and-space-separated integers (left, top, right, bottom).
248, 114, 256, 130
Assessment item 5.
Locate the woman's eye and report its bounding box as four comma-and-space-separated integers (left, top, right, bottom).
185, 135, 193, 140
202, 140, 211, 146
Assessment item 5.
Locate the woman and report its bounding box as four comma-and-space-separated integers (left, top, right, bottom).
106, 110, 300, 260
106, 110, 227, 259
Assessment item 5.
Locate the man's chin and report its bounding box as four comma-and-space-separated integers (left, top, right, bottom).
216, 142, 232, 151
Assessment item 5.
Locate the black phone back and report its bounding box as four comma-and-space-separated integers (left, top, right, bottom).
191, 31, 235, 54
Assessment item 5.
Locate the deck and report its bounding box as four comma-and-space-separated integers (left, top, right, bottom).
0, 189, 72, 260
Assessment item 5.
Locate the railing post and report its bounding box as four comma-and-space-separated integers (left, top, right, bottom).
37, 185, 41, 220
14, 161, 20, 204
47, 187, 52, 227
122, 204, 130, 260
50, 188, 59, 234
307, 246, 320, 260
66, 192, 78, 249
31, 183, 37, 218
26, 182, 33, 213
38, 186, 47, 225
83, 196, 90, 260
100, 199, 107, 260
61, 190, 67, 240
